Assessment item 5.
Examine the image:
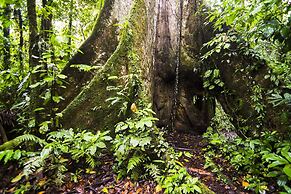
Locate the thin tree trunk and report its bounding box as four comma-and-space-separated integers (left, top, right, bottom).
14, 9, 24, 74
3, 4, 11, 70
41, 0, 56, 128
27, 0, 39, 68
27, 0, 41, 126
41, 0, 53, 65
0, 124, 8, 143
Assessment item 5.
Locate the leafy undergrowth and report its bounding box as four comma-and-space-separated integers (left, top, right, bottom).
0, 131, 260, 194
0, 102, 287, 194
166, 131, 251, 194
0, 106, 203, 194
0, 153, 160, 194
0, 141, 225, 194
0, 130, 286, 194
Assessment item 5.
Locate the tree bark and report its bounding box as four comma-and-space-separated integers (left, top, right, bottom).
27, 0, 41, 126
0, 124, 8, 143
59, 0, 289, 135
2, 4, 11, 70
153, 0, 214, 133
60, 0, 214, 133
15, 9, 24, 73
61, 0, 146, 130
68, 0, 74, 55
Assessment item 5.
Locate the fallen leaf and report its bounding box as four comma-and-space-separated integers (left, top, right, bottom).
76, 185, 85, 193
11, 172, 24, 183
38, 178, 47, 187
7, 187, 15, 192
102, 187, 109, 193
242, 181, 249, 187
155, 185, 163, 193
38, 191, 45, 194
124, 181, 130, 189
188, 167, 212, 176
136, 188, 143, 194
130, 103, 138, 113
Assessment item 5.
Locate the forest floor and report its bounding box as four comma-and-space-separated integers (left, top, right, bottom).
0, 131, 254, 194
167, 131, 251, 194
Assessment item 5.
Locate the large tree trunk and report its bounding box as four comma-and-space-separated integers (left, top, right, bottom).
61, 0, 146, 130
59, 0, 289, 134
60, 0, 214, 133
153, 0, 214, 133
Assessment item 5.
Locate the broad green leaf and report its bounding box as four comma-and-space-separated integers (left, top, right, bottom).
283, 164, 291, 178
30, 82, 41, 89
11, 172, 24, 183
283, 185, 291, 193
57, 74, 67, 79
89, 146, 97, 155
194, 185, 202, 193
139, 137, 152, 147
204, 70, 212, 78
281, 147, 291, 163
184, 152, 193, 158
268, 158, 289, 168
103, 136, 112, 141
13, 150, 22, 160
4, 150, 14, 164
96, 142, 106, 149
44, 76, 54, 82
130, 137, 140, 147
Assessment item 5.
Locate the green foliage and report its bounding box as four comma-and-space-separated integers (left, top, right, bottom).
70, 64, 101, 72
112, 104, 202, 193
0, 134, 46, 151
250, 85, 266, 124
47, 129, 112, 168
160, 167, 201, 194
204, 127, 291, 193
262, 142, 291, 193
0, 129, 111, 187
203, 69, 224, 91
106, 74, 141, 117
203, 0, 291, 131
0, 149, 26, 164
112, 105, 161, 179
269, 93, 291, 107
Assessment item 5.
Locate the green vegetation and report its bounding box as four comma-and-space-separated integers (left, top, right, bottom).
200, 0, 291, 192
0, 0, 290, 193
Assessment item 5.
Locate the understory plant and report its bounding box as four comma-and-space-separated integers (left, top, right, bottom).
203, 126, 291, 193
112, 104, 202, 193
107, 71, 202, 193
0, 129, 111, 190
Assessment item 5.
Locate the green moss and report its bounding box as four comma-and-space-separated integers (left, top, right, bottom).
197, 181, 215, 194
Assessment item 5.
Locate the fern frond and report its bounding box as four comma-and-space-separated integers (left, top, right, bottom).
0, 149, 25, 164
85, 155, 96, 168
127, 155, 143, 173
23, 147, 52, 176
0, 134, 46, 151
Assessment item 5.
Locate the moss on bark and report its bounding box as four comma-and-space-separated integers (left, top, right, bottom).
61, 0, 148, 130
